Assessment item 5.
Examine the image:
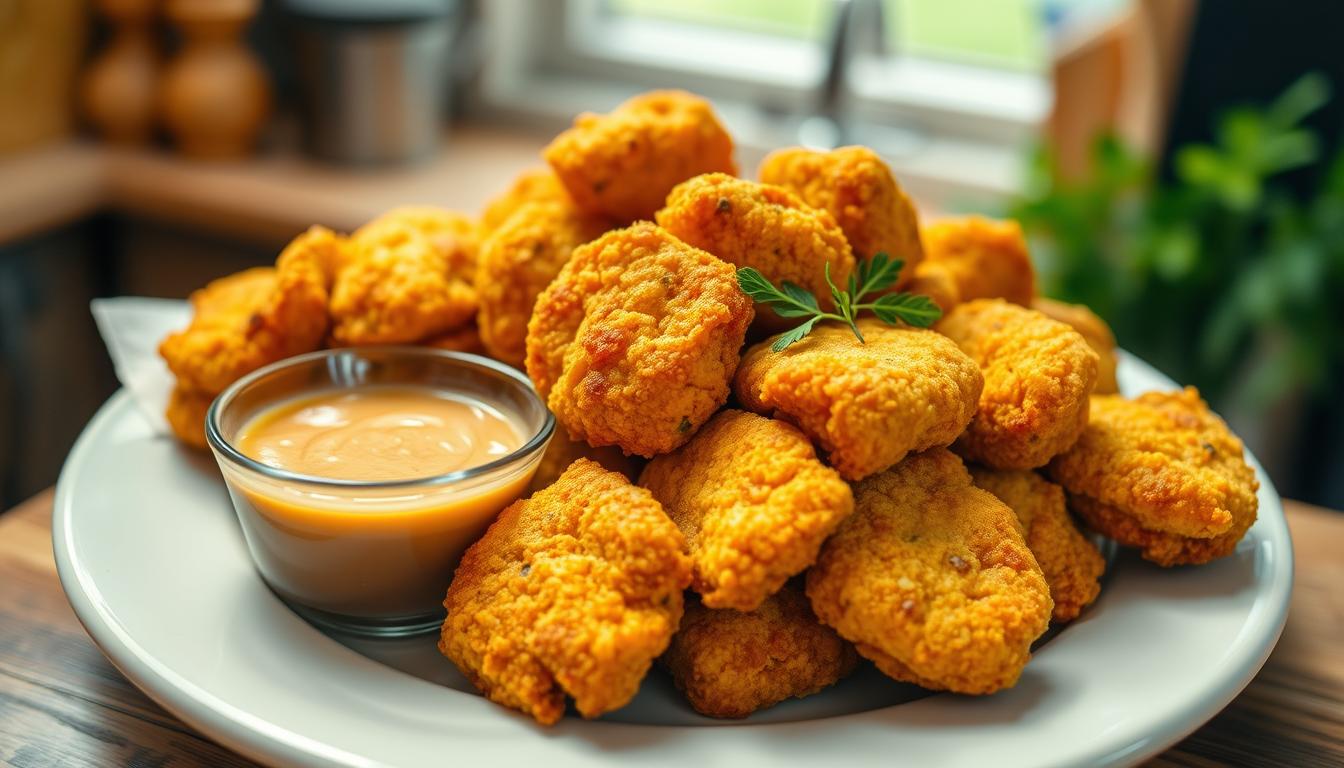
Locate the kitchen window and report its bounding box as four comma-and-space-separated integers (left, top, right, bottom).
478, 0, 1126, 204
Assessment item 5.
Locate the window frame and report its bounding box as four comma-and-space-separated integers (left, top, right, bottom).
475, 0, 1065, 202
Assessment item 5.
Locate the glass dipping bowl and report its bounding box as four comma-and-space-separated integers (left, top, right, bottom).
206, 347, 554, 638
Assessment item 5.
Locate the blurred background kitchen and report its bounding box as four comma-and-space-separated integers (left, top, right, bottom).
1, 0, 1342, 511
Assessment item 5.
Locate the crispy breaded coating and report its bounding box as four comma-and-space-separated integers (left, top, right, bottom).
331, 218, 477, 345
937, 299, 1099, 469
1032, 297, 1119, 394
806, 449, 1052, 695
906, 260, 960, 312
476, 201, 611, 366
662, 588, 858, 718
352, 206, 480, 281
159, 226, 335, 396
480, 167, 571, 231
922, 216, 1035, 306
421, 323, 486, 356
758, 145, 923, 285
525, 223, 753, 458
440, 459, 691, 725
165, 385, 212, 449
527, 433, 640, 494
639, 410, 853, 610
656, 173, 855, 332
733, 320, 982, 481
970, 467, 1104, 622
543, 90, 737, 222
1047, 388, 1259, 566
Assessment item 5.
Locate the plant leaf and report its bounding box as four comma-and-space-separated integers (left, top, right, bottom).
779, 281, 818, 311
870, 293, 943, 327
736, 267, 779, 300
856, 253, 904, 298
770, 317, 820, 352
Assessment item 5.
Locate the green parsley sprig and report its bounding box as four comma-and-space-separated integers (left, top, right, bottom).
736, 253, 942, 352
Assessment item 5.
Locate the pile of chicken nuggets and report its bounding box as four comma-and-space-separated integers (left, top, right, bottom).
159, 90, 1261, 724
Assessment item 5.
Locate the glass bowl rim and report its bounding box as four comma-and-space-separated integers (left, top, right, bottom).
205, 346, 555, 490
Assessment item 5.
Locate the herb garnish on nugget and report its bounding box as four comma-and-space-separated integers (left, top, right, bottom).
737, 253, 941, 351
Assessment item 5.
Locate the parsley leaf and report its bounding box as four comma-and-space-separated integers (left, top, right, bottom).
734, 254, 942, 351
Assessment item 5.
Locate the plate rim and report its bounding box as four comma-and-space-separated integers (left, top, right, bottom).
52, 355, 1294, 768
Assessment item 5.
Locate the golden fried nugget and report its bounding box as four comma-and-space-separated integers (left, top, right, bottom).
527, 432, 640, 494
159, 226, 335, 396
639, 410, 853, 610
922, 216, 1035, 306
353, 206, 480, 280
165, 386, 212, 449
1032, 297, 1119, 394
937, 299, 1099, 469
421, 323, 486, 355
525, 223, 753, 457
544, 90, 737, 222
758, 145, 923, 284
480, 167, 572, 231
970, 467, 1104, 623
656, 173, 854, 332
440, 459, 691, 725
331, 220, 477, 345
662, 588, 858, 718
734, 320, 982, 481
906, 260, 960, 312
476, 201, 611, 367
1047, 388, 1259, 566
806, 449, 1052, 695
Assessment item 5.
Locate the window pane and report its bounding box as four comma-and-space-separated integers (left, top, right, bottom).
604, 0, 830, 41
886, 0, 1126, 72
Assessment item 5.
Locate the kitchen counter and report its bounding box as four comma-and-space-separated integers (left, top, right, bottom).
0, 126, 548, 246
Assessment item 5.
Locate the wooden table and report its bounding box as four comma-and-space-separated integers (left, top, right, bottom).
2, 491, 1340, 767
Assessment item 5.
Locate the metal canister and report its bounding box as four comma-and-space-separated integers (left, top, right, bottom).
284, 0, 458, 165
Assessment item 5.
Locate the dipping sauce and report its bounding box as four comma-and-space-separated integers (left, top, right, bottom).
237, 388, 525, 482
215, 381, 548, 633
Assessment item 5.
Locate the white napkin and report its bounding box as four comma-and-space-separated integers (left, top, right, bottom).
91, 297, 192, 436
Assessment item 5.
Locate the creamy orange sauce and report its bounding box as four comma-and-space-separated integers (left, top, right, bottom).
237, 388, 525, 482
224, 386, 542, 620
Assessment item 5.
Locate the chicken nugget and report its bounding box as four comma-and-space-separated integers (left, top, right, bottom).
527, 432, 640, 494
1031, 297, 1119, 394
758, 145, 923, 284
1047, 388, 1258, 566
662, 588, 858, 719
353, 205, 480, 280
734, 320, 982, 481
970, 467, 1104, 622
525, 222, 753, 457
480, 167, 572, 231
159, 225, 335, 396
806, 448, 1052, 695
905, 259, 960, 312
937, 299, 1099, 469
421, 323, 486, 356
165, 385, 213, 449
922, 216, 1035, 306
331, 219, 477, 345
440, 459, 691, 725
656, 173, 854, 333
476, 201, 611, 367
639, 409, 853, 610
544, 90, 737, 222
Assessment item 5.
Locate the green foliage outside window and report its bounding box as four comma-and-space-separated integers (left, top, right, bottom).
1009, 74, 1344, 412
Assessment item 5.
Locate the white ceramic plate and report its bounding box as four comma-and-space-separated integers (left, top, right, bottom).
53, 352, 1292, 768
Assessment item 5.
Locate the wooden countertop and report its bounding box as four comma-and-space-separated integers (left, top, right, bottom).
0, 127, 548, 246
1, 489, 1341, 766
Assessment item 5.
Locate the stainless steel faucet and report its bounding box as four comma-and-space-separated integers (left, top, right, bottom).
809, 0, 886, 148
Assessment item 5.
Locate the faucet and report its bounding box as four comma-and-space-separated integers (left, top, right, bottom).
806, 0, 886, 148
